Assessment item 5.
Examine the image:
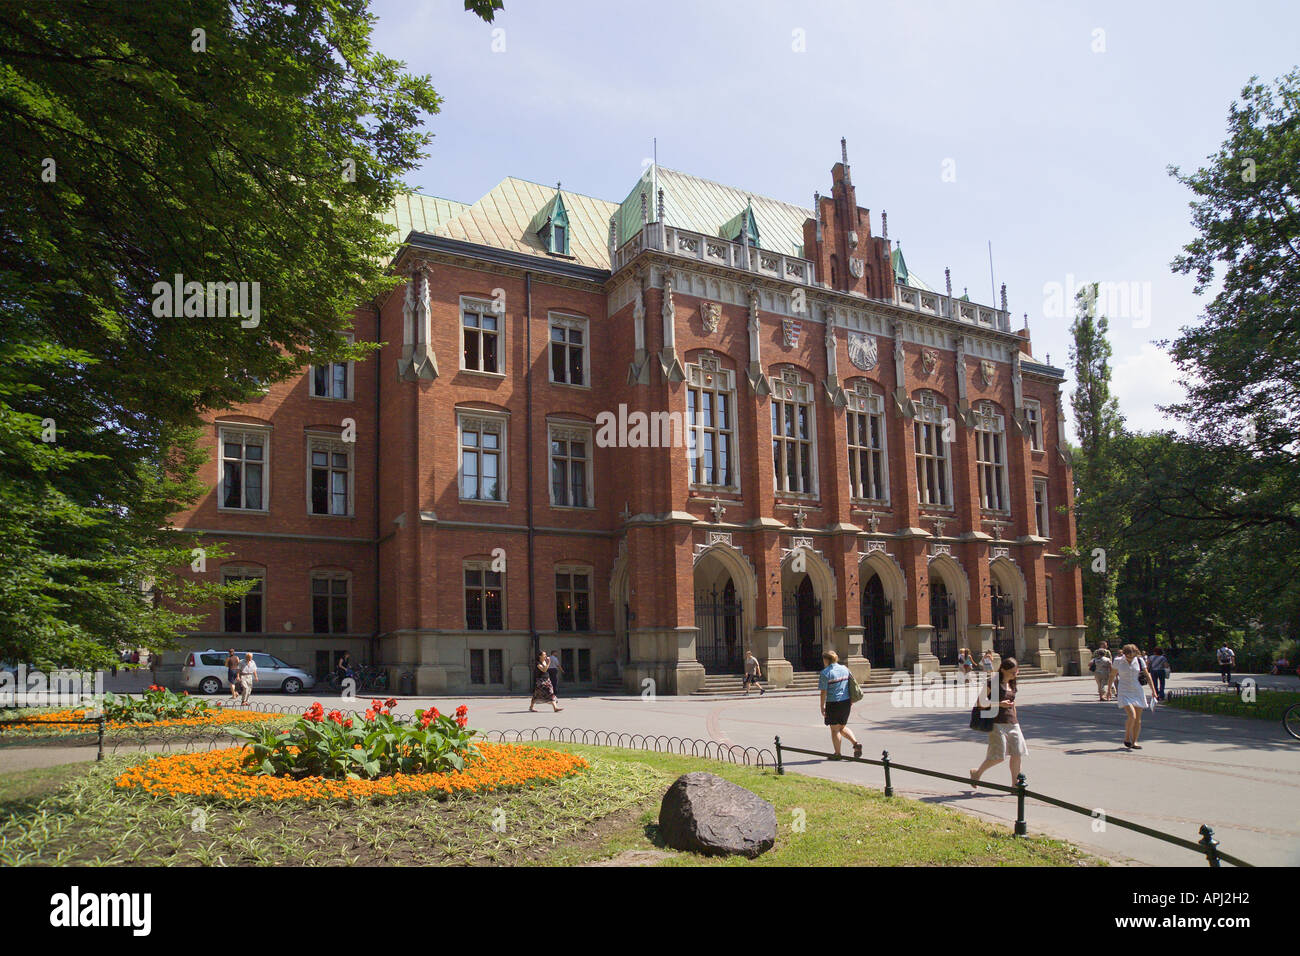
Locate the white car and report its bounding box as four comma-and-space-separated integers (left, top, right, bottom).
180, 649, 315, 695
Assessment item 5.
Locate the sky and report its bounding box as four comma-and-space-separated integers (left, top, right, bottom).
369, 0, 1300, 439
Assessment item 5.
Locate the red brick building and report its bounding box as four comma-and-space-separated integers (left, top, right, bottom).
173, 146, 1086, 695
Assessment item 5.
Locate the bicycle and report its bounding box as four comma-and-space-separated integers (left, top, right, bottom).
326, 665, 389, 694
1285, 703, 1300, 741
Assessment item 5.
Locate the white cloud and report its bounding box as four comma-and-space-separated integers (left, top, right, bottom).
1108, 342, 1187, 435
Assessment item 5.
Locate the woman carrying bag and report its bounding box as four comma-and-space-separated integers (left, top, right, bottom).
1109, 644, 1152, 749
969, 657, 1028, 788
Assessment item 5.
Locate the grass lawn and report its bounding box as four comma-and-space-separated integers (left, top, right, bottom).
1164, 690, 1300, 721
0, 743, 1099, 866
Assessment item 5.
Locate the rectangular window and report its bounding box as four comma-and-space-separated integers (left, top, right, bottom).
223, 572, 263, 633
560, 648, 575, 682
549, 427, 591, 507
1045, 577, 1055, 625
549, 316, 587, 386
219, 429, 266, 510
1024, 400, 1043, 451
687, 367, 736, 488
489, 649, 504, 684
913, 395, 950, 507
578, 649, 592, 683
311, 576, 349, 634
1034, 478, 1049, 537
469, 649, 485, 685
460, 416, 505, 502
309, 440, 351, 516
465, 566, 503, 630
771, 377, 814, 494
462, 303, 500, 374
555, 571, 591, 632
976, 411, 1009, 512
846, 389, 886, 501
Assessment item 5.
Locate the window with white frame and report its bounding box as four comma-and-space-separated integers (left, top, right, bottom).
1024, 399, 1043, 451
223, 568, 264, 633
847, 381, 887, 502
461, 299, 501, 374
464, 562, 503, 630
219, 427, 268, 511
310, 333, 353, 399
687, 356, 737, 488
913, 392, 951, 507
771, 368, 815, 494
555, 567, 592, 632
975, 402, 1009, 512
307, 435, 352, 516
459, 412, 506, 502
549, 314, 587, 386
549, 423, 592, 508
311, 573, 350, 634
1034, 478, 1049, 537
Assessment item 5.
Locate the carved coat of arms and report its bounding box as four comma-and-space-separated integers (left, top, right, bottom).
700, 301, 721, 335
782, 317, 801, 349
849, 258, 865, 279
980, 359, 995, 386
848, 332, 878, 371
921, 348, 938, 376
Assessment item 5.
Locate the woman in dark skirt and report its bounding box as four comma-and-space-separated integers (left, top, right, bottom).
529, 651, 564, 713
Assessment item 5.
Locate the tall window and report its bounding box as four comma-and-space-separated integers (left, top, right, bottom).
1024, 399, 1043, 451
219, 428, 267, 511
975, 403, 1009, 512
223, 569, 264, 633
847, 382, 887, 501
1045, 576, 1055, 625
687, 357, 736, 488
913, 392, 951, 507
459, 413, 505, 502
771, 368, 815, 494
462, 300, 500, 373
549, 314, 587, 386
549, 424, 591, 508
310, 333, 353, 399
308, 437, 351, 516
311, 574, 349, 634
469, 649, 505, 685
556, 569, 591, 632
1034, 478, 1049, 537
464, 563, 503, 630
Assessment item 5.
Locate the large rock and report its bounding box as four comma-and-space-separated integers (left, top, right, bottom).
658, 772, 777, 858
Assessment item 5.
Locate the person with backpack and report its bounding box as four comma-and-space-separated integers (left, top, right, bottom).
969, 657, 1028, 788
1217, 645, 1235, 684
1090, 641, 1113, 701
818, 651, 862, 760
1147, 647, 1171, 701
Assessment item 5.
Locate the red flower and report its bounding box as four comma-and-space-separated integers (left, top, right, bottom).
384, 698, 397, 709
455, 705, 468, 717
343, 718, 353, 729
456, 716, 468, 728
327, 710, 344, 724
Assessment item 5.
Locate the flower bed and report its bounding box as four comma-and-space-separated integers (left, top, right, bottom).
103, 686, 211, 722
112, 742, 588, 802
0, 707, 283, 738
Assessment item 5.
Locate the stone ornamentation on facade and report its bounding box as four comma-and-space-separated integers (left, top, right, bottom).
991, 546, 1010, 560
627, 274, 651, 385
849, 257, 864, 278
847, 230, 859, 250
930, 543, 952, 557
921, 348, 938, 376
864, 539, 886, 554
848, 331, 877, 371
709, 497, 727, 524
659, 273, 685, 382
397, 261, 438, 382
980, 359, 995, 386
700, 301, 721, 335
745, 287, 770, 395
707, 531, 733, 547
782, 317, 801, 349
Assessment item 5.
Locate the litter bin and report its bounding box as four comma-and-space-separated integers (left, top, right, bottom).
399, 670, 415, 696
1065, 660, 1080, 677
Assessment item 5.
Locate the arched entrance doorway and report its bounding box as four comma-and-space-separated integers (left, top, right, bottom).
693, 546, 753, 674
783, 577, 822, 670
861, 574, 893, 669
929, 576, 958, 665
989, 557, 1026, 661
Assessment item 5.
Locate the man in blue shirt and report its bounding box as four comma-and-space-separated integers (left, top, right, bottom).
819, 651, 862, 759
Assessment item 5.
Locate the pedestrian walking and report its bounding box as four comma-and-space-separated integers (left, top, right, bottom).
529, 651, 563, 713
958, 648, 975, 675
980, 650, 994, 673
969, 657, 1029, 788
237, 652, 257, 705
1216, 644, 1235, 684
1091, 642, 1113, 701
1147, 647, 1171, 701
742, 650, 765, 696
818, 651, 861, 760
149, 650, 162, 685
547, 650, 562, 697
225, 649, 240, 703
1110, 644, 1152, 750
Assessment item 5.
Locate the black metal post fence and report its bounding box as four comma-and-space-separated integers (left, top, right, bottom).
772, 736, 1250, 867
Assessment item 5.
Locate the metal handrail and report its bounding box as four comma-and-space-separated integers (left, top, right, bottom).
773, 736, 1249, 867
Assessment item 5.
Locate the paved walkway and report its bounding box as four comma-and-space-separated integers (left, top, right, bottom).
3, 672, 1296, 866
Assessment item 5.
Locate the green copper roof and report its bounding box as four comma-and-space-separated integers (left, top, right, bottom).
719, 200, 761, 247
891, 243, 935, 292
526, 187, 568, 235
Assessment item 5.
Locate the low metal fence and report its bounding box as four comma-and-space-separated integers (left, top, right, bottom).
773, 736, 1250, 868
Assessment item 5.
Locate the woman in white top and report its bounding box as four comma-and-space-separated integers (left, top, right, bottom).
1108, 643, 1151, 750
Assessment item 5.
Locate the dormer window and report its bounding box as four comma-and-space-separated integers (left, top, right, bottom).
720, 200, 761, 250
530, 184, 571, 256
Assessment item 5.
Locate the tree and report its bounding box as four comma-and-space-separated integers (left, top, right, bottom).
0, 1, 495, 668
1068, 284, 1126, 645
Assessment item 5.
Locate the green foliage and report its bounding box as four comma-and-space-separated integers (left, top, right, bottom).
0, 1, 493, 668
101, 686, 211, 723
1164, 690, 1300, 722
228, 700, 478, 780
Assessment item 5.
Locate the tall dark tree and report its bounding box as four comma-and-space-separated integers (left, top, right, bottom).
1068, 284, 1125, 644
0, 1, 496, 668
